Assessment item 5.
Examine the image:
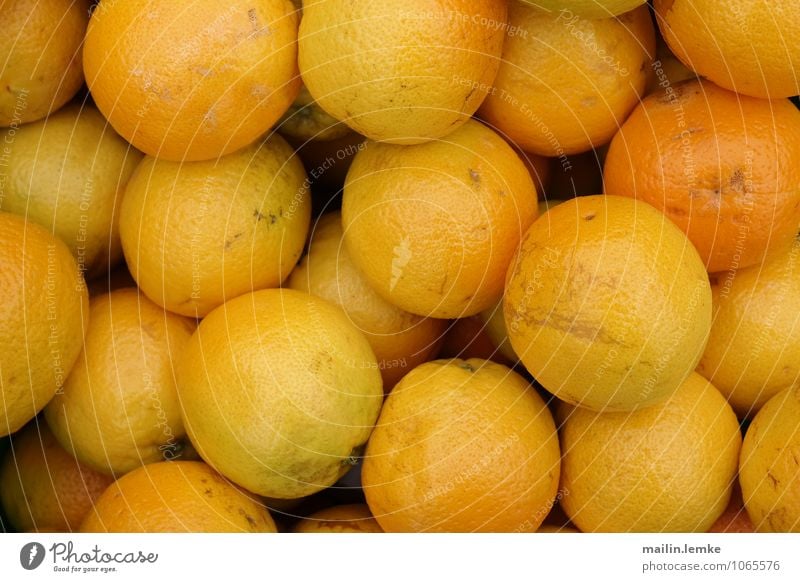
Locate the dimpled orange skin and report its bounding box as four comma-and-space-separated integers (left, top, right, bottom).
697, 240, 800, 418
560, 373, 741, 532
0, 0, 89, 126
293, 504, 384, 533
0, 213, 88, 437
479, 3, 655, 156
342, 119, 538, 319
287, 212, 446, 390
80, 461, 277, 533
363, 358, 561, 533
0, 423, 113, 533
654, 0, 800, 100
298, 0, 507, 144
119, 134, 310, 318
739, 386, 800, 532
504, 195, 712, 412
83, 0, 300, 161
175, 288, 384, 499
44, 288, 196, 476
604, 79, 800, 274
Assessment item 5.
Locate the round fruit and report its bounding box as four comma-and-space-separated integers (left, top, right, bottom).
80, 461, 277, 533
740, 386, 800, 532
560, 373, 741, 532
298, 0, 507, 143
0, 213, 88, 437
654, 0, 800, 99
479, 298, 519, 363
479, 3, 654, 156
176, 288, 384, 499
83, 0, 300, 161
520, 1, 646, 20
604, 79, 800, 273
697, 240, 800, 417
0, 0, 88, 126
342, 119, 538, 319
363, 359, 560, 532
288, 212, 446, 390
0, 423, 113, 532
277, 84, 352, 142
0, 104, 143, 278
119, 134, 309, 317
45, 288, 195, 475
293, 504, 383, 533
505, 195, 712, 411
707, 484, 754, 533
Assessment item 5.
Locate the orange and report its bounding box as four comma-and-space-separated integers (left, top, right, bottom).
561, 373, 741, 532
288, 212, 446, 390
293, 504, 383, 533
176, 288, 384, 499
739, 386, 800, 532
119, 134, 310, 317
654, 0, 800, 99
479, 3, 654, 156
521, 1, 646, 20
299, 1, 507, 143
45, 288, 195, 475
479, 298, 519, 364
707, 483, 755, 533
0, 213, 88, 437
0, 104, 143, 278
645, 33, 696, 96
437, 316, 507, 364
0, 423, 113, 532
505, 195, 711, 411
604, 79, 800, 273
0, 0, 89, 126
277, 84, 352, 142
363, 358, 561, 532
80, 461, 277, 532
697, 240, 800, 418
342, 119, 538, 319
83, 0, 300, 161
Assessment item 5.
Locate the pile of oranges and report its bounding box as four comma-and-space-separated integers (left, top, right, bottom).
1, 0, 799, 534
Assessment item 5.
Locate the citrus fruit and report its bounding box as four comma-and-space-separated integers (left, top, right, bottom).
479, 298, 519, 363
80, 461, 277, 532
645, 33, 696, 95
298, 0, 507, 143
479, 3, 654, 156
363, 358, 561, 532
288, 212, 446, 390
0, 213, 88, 437
0, 423, 113, 532
505, 195, 711, 411
277, 84, 352, 142
0, 0, 89, 126
697, 240, 800, 418
342, 119, 538, 319
45, 288, 195, 476
83, 0, 301, 161
0, 104, 143, 278
293, 504, 383, 533
176, 288, 384, 499
654, 0, 800, 99
520, 1, 646, 20
740, 386, 800, 532
560, 373, 741, 532
707, 483, 754, 533
437, 316, 506, 364
604, 79, 800, 273
119, 134, 309, 318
